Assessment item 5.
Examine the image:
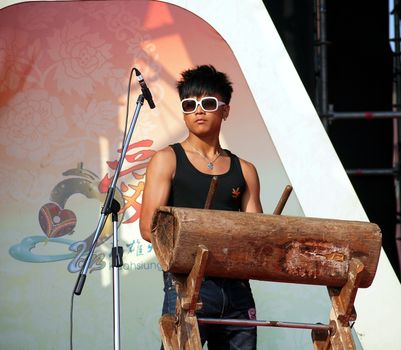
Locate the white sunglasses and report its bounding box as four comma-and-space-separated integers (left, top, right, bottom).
181, 96, 226, 114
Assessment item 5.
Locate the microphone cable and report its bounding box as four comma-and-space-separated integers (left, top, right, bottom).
69, 289, 75, 350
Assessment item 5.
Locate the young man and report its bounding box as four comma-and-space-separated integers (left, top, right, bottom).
140, 65, 263, 349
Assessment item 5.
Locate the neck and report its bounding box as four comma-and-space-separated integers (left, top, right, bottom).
186, 135, 221, 156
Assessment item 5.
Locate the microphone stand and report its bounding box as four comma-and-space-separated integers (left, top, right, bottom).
112, 208, 123, 350
73, 94, 146, 350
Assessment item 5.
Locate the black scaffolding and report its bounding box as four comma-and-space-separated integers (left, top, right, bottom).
313, 0, 401, 274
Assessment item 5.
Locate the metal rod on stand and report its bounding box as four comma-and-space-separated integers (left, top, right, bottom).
112, 210, 123, 350
73, 93, 146, 350
197, 318, 333, 333
393, 0, 401, 275
318, 0, 329, 129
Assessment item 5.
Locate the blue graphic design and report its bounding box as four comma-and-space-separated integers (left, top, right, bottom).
9, 236, 76, 262
9, 163, 123, 272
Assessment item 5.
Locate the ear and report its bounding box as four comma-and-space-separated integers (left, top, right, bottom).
223, 105, 230, 120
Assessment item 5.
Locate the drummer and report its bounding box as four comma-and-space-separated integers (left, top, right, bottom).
139, 64, 263, 349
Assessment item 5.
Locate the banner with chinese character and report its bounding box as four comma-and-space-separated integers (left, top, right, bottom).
0, 1, 329, 349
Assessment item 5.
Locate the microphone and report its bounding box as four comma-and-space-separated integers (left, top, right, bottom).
134, 68, 156, 109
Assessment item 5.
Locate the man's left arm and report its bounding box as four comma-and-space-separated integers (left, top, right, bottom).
240, 159, 263, 213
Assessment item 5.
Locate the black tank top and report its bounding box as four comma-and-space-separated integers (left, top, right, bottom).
167, 143, 246, 211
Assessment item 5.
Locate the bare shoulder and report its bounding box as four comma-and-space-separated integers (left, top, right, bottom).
238, 157, 263, 212
150, 145, 176, 163
147, 145, 176, 177
238, 157, 259, 178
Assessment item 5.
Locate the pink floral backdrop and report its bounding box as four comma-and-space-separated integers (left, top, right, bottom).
0, 1, 276, 349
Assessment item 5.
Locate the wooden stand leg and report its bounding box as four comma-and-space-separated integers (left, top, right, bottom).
159, 245, 209, 350
312, 322, 333, 350
312, 258, 364, 350
159, 315, 179, 350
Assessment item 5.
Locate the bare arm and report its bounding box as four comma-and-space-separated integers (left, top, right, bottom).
240, 159, 263, 213
139, 147, 176, 242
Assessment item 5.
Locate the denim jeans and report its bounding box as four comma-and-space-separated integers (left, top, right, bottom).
162, 272, 257, 350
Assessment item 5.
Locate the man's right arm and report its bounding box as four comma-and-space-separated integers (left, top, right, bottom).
139, 147, 176, 242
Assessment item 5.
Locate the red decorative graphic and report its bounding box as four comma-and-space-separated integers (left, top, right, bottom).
232, 187, 241, 199
98, 139, 155, 224
98, 139, 155, 193
120, 182, 145, 224
38, 202, 77, 238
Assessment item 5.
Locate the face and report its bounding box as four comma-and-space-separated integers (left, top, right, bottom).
181, 93, 230, 137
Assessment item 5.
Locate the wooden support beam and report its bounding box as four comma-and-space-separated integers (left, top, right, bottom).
327, 307, 355, 350
312, 323, 333, 350
176, 313, 202, 350
178, 245, 209, 315
159, 245, 208, 350
328, 259, 363, 326
159, 315, 179, 350
311, 258, 364, 350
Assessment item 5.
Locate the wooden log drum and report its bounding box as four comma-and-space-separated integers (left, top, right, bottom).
151, 207, 382, 288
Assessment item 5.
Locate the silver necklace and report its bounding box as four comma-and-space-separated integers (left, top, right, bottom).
186, 140, 221, 170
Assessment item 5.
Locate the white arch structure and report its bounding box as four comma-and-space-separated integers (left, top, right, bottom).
1, 0, 400, 348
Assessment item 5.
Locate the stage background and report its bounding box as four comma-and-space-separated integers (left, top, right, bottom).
264, 0, 400, 281
0, 1, 400, 349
